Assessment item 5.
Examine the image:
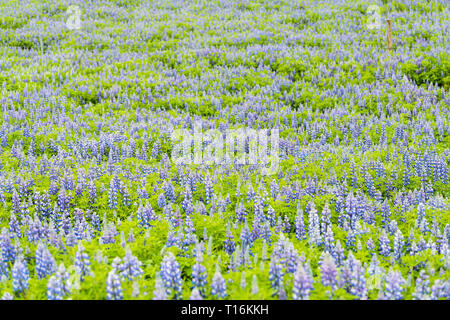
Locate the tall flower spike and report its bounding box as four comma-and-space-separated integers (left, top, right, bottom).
160, 252, 183, 299
12, 255, 29, 294
211, 269, 227, 299
293, 263, 314, 300
74, 243, 91, 281
384, 269, 405, 300
106, 269, 123, 300
320, 253, 337, 291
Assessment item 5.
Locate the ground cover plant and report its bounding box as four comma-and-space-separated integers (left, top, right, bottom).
0, 0, 449, 300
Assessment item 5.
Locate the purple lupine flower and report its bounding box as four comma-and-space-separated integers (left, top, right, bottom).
308, 201, 321, 247
266, 205, 276, 227
340, 252, 367, 299
393, 229, 404, 262
295, 204, 306, 241
224, 226, 235, 255
106, 269, 123, 300
251, 274, 259, 295
157, 192, 166, 209
47, 263, 71, 300
269, 256, 284, 293
118, 247, 144, 280
384, 269, 405, 300
235, 200, 246, 223
9, 213, 21, 238
292, 263, 314, 300
0, 228, 16, 263
74, 243, 91, 281
160, 252, 183, 299
204, 174, 214, 205
262, 221, 272, 246
12, 255, 29, 293
153, 274, 167, 300
101, 222, 118, 244
320, 253, 337, 290
413, 270, 431, 300
240, 223, 252, 249
282, 215, 291, 233
35, 242, 56, 279
379, 230, 391, 257
334, 240, 346, 267
323, 225, 335, 256
121, 183, 131, 207
108, 178, 118, 209
211, 269, 227, 299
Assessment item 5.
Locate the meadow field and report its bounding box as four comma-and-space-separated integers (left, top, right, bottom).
0, 0, 449, 300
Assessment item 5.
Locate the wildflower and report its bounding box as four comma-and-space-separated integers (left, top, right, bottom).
160, 252, 183, 299
12, 255, 29, 293
211, 269, 227, 299
106, 269, 123, 300
293, 263, 313, 300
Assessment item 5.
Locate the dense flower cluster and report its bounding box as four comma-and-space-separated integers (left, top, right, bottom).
0, 0, 448, 300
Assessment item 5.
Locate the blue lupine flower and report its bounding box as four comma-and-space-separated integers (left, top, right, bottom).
413, 270, 431, 300
292, 263, 314, 300
160, 252, 183, 299
384, 269, 405, 300
211, 269, 227, 299
106, 269, 123, 300
101, 222, 119, 244
119, 247, 144, 280
191, 261, 208, 295
12, 255, 29, 293
269, 256, 284, 293
295, 204, 306, 241
379, 230, 391, 257
74, 243, 91, 281
35, 242, 56, 279
153, 274, 167, 300
108, 178, 118, 209
235, 200, 246, 223
393, 229, 404, 262
47, 263, 71, 300
308, 201, 321, 247
204, 174, 214, 205
0, 228, 16, 263
224, 226, 235, 255
320, 253, 337, 290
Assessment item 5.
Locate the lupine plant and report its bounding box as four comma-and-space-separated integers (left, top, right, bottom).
0, 0, 448, 300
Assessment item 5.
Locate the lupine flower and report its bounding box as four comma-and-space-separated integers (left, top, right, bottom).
293, 263, 314, 300
74, 243, 92, 281
384, 269, 406, 300
269, 256, 284, 293
35, 242, 56, 279
160, 252, 183, 299
106, 269, 123, 300
413, 270, 431, 300
118, 247, 144, 280
211, 269, 227, 299
47, 263, 71, 300
320, 253, 337, 291
12, 255, 29, 293
224, 226, 235, 255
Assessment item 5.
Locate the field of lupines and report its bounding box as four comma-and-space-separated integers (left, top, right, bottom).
0, 0, 449, 300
